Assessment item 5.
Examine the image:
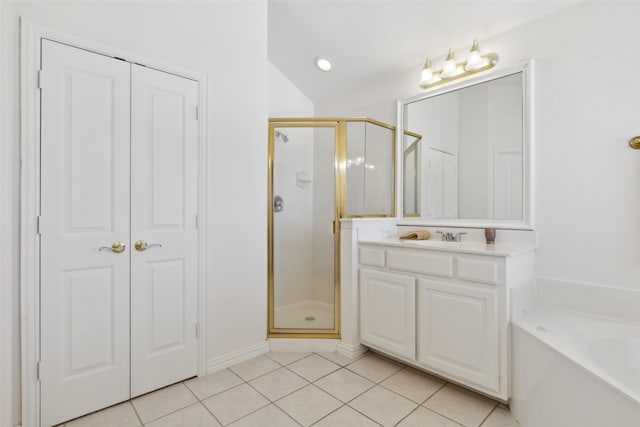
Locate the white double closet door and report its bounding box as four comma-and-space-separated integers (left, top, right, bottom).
39, 40, 200, 427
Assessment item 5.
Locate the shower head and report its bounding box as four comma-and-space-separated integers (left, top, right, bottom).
275, 130, 289, 143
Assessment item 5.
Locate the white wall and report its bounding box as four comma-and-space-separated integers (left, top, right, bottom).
1, 2, 268, 424
318, 2, 640, 294
269, 62, 314, 117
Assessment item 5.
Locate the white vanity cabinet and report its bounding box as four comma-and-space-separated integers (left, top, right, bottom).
417, 277, 499, 392
360, 269, 415, 360
358, 240, 535, 401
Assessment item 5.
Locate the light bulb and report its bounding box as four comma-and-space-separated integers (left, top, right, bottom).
465, 39, 484, 71
419, 57, 433, 85
441, 48, 458, 78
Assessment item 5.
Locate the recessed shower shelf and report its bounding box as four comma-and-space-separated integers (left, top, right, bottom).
296, 170, 312, 188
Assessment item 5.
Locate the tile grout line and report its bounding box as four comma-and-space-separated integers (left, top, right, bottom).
265, 351, 313, 367
199, 382, 259, 425
128, 400, 145, 426
419, 406, 466, 427
283, 363, 341, 384
135, 393, 201, 425
307, 360, 405, 426
392, 405, 423, 426
270, 382, 344, 426
197, 401, 225, 427
477, 402, 500, 427
183, 370, 244, 402
421, 382, 499, 427
239, 358, 319, 426
181, 380, 227, 426
205, 377, 270, 426
309, 402, 383, 427
421, 380, 449, 405
228, 355, 288, 382
229, 372, 302, 427
332, 360, 477, 427
314, 350, 369, 366
275, 358, 382, 425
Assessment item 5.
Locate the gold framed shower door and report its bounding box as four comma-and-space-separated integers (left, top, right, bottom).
267, 117, 396, 338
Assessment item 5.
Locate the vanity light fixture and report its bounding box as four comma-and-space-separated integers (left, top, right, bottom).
441, 49, 461, 78
419, 39, 498, 90
315, 56, 333, 72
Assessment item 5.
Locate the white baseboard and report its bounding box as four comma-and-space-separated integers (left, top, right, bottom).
267, 338, 338, 353
207, 341, 270, 374
336, 341, 367, 359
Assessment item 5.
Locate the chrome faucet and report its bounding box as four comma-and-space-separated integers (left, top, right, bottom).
436, 231, 467, 242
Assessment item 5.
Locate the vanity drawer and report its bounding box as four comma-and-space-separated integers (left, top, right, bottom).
359, 247, 386, 268
457, 257, 499, 285
387, 249, 454, 278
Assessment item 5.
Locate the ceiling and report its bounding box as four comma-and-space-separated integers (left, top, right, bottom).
268, 0, 580, 104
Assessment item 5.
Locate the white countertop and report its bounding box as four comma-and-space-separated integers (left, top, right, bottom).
359, 237, 536, 257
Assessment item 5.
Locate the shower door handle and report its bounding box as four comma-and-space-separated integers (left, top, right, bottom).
274, 195, 284, 212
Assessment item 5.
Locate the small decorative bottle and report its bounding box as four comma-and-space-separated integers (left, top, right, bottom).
484, 228, 496, 244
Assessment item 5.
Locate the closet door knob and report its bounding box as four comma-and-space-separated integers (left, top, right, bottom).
99, 242, 126, 253
135, 240, 163, 251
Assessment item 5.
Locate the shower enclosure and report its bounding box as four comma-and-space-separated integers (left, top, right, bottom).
268, 118, 395, 338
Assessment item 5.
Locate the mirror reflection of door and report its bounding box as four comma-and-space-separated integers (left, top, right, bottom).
426, 148, 458, 219
403, 131, 421, 217
271, 126, 337, 332
493, 148, 523, 219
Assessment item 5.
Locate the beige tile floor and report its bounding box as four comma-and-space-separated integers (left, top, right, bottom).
58, 351, 519, 427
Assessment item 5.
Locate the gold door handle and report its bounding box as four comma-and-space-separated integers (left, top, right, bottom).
99, 242, 126, 254
135, 240, 163, 252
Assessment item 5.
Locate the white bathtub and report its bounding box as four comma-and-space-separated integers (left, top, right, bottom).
511, 308, 640, 427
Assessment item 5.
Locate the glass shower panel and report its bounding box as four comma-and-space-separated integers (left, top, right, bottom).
345, 122, 365, 216
272, 126, 336, 331
364, 123, 394, 215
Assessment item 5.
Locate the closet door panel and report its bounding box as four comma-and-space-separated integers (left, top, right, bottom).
130, 65, 199, 396
39, 40, 131, 427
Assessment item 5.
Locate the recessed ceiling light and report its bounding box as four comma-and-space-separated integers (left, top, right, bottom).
314, 56, 332, 72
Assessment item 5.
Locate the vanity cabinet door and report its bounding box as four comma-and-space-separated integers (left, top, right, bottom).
360, 269, 416, 360
417, 278, 499, 392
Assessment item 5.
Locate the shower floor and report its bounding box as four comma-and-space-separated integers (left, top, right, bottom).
274, 300, 334, 330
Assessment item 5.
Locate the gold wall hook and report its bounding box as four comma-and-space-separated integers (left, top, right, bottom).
629, 136, 640, 149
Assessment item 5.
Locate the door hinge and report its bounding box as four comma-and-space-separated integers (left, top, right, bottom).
37, 70, 43, 90
195, 214, 199, 229
195, 106, 199, 121
36, 215, 42, 235
36, 361, 41, 381
195, 322, 200, 338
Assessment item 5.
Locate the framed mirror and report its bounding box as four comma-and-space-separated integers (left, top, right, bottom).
398, 61, 533, 229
